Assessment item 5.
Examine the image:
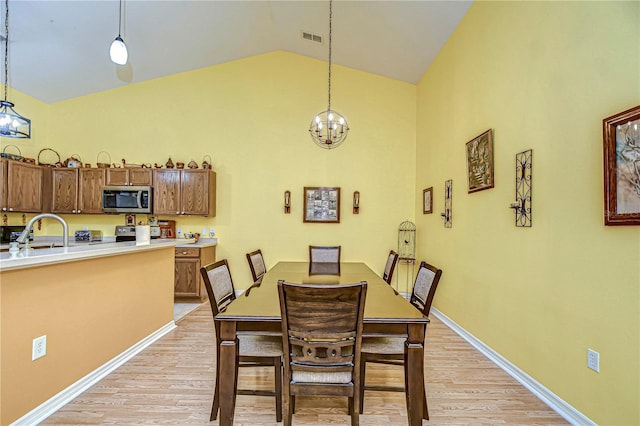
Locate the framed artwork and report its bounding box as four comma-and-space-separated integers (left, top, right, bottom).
304, 187, 340, 223
603, 105, 640, 225
466, 129, 494, 193
422, 187, 433, 214
125, 214, 135, 226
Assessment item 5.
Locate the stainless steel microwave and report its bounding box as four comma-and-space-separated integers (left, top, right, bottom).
102, 186, 153, 214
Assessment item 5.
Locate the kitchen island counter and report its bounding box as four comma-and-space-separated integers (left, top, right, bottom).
0, 238, 202, 271
1, 236, 182, 424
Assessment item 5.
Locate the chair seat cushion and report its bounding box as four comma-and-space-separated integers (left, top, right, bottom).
292, 370, 352, 384
361, 336, 405, 354
239, 335, 283, 357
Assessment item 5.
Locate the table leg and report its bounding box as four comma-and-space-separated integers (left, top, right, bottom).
405, 323, 426, 426
218, 321, 239, 426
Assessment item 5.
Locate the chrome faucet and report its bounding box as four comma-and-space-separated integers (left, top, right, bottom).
16, 213, 69, 248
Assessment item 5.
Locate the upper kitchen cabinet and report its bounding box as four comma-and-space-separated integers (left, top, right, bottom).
106, 167, 152, 186
1, 159, 48, 213
51, 168, 105, 214
153, 169, 216, 216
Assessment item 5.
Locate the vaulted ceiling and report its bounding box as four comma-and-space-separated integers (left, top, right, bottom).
8, 1, 472, 104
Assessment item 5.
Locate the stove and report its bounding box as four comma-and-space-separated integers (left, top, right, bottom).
115, 225, 136, 242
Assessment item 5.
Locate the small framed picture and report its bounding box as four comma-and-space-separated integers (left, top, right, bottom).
466, 129, 494, 193
125, 214, 135, 226
423, 187, 433, 214
603, 105, 640, 225
147, 215, 158, 226
303, 187, 340, 223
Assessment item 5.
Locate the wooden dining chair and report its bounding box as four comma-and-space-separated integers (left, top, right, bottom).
277, 280, 368, 426
309, 245, 341, 263
359, 260, 442, 420
382, 250, 399, 285
246, 249, 267, 284
200, 259, 283, 422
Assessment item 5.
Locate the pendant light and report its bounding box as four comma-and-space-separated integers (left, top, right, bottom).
0, 0, 30, 139
308, 0, 349, 149
109, 0, 128, 65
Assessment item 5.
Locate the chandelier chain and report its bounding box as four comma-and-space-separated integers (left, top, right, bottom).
327, 0, 332, 112
3, 0, 8, 102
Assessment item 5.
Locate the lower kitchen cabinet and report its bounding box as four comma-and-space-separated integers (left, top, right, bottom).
174, 245, 216, 301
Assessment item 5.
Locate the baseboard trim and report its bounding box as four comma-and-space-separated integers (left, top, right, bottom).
11, 321, 177, 426
431, 308, 595, 426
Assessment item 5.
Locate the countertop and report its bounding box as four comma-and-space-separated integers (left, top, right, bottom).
0, 237, 218, 271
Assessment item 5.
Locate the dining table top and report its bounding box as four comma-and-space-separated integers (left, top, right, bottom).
216, 261, 427, 324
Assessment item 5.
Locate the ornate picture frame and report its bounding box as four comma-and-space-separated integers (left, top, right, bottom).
304, 187, 340, 223
466, 129, 494, 193
603, 105, 640, 225
423, 187, 433, 214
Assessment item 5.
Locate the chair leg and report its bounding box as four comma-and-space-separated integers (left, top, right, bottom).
359, 355, 366, 414
210, 359, 220, 420
274, 357, 283, 422
423, 383, 429, 420
350, 396, 359, 426
283, 382, 293, 426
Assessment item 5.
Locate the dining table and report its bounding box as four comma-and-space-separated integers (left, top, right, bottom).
215, 261, 428, 426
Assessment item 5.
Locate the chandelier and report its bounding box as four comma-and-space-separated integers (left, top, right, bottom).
109, 0, 128, 65
0, 0, 30, 138
309, 0, 349, 149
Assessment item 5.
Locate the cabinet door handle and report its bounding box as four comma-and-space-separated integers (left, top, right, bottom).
182, 251, 188, 255
8, 208, 13, 211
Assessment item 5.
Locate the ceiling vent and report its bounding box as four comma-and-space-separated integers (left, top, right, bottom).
302, 31, 323, 44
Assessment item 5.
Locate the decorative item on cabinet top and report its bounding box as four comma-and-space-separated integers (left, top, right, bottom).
37, 148, 62, 167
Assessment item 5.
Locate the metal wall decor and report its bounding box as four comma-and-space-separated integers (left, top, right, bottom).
441, 179, 452, 228
510, 149, 532, 227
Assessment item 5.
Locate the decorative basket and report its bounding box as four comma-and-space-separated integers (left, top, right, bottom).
37, 148, 62, 167
1, 144, 23, 161
202, 154, 212, 169
96, 151, 111, 168
64, 154, 83, 168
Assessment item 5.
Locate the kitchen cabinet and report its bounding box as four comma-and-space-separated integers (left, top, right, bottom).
1, 159, 48, 213
153, 169, 216, 216
174, 245, 216, 301
106, 167, 152, 186
51, 168, 105, 214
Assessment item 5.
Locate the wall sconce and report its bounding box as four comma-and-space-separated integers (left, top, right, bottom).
284, 190, 291, 214
353, 191, 360, 214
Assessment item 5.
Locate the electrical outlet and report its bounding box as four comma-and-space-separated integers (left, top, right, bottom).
587, 348, 600, 372
209, 227, 215, 238
32, 335, 47, 361
202, 227, 207, 237
177, 227, 182, 237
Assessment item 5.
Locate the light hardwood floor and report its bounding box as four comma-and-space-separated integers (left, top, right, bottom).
43, 305, 567, 425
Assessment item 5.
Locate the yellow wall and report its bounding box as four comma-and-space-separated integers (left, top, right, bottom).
416, 2, 639, 425
2, 51, 416, 289
1, 248, 175, 424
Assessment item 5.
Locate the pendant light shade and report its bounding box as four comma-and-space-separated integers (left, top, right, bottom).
308, 0, 349, 149
109, 36, 128, 65
109, 0, 128, 65
0, 100, 30, 138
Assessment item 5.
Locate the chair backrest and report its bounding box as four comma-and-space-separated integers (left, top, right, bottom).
410, 261, 443, 317
200, 259, 237, 336
277, 280, 367, 387
246, 249, 267, 283
309, 245, 341, 263
382, 250, 399, 284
